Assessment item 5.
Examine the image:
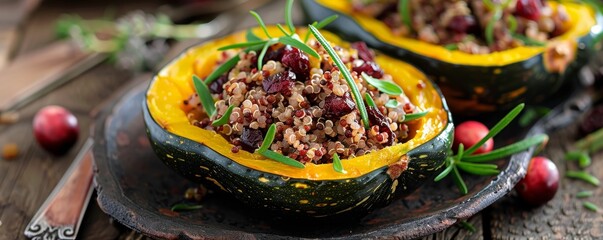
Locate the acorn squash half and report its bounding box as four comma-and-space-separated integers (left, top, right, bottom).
301, 0, 603, 115
143, 27, 454, 218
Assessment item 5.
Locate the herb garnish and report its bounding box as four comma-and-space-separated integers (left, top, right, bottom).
398, 0, 413, 32
565, 150, 592, 168
309, 25, 370, 129
304, 15, 339, 43
192, 75, 216, 117
434, 103, 549, 194
258, 124, 305, 168
203, 56, 240, 85
333, 153, 346, 173
212, 105, 234, 126
361, 72, 404, 96
170, 203, 203, 212
403, 111, 429, 122
566, 171, 600, 186
385, 99, 399, 108
576, 190, 594, 198
364, 93, 377, 108
583, 201, 600, 212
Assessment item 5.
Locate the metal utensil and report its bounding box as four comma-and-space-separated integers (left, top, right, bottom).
23, 139, 95, 240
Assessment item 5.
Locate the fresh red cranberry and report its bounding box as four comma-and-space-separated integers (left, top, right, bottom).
453, 121, 494, 154
262, 70, 295, 96
239, 127, 264, 152
515, 156, 559, 206
281, 45, 310, 81
352, 61, 384, 79
33, 105, 79, 155
351, 42, 375, 62
324, 92, 356, 118
447, 15, 477, 33
515, 0, 542, 21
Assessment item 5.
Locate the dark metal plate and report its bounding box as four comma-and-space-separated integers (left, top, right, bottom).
92, 79, 580, 239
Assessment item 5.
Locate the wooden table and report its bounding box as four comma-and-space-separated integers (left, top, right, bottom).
0, 0, 602, 239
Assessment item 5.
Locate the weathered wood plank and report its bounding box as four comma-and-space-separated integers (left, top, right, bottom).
488, 114, 603, 239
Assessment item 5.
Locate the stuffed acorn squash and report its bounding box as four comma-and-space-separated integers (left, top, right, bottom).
301, 0, 603, 115
144, 26, 453, 219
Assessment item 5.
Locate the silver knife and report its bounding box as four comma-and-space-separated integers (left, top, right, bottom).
23, 139, 95, 240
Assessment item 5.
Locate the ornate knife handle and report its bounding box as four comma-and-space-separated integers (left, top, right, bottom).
24, 139, 95, 240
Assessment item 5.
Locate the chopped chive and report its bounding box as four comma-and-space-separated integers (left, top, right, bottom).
566, 171, 600, 186
452, 166, 468, 194
285, 0, 295, 34
218, 41, 267, 51
246, 29, 263, 42
259, 124, 277, 153
211, 105, 234, 126
583, 201, 599, 212
278, 36, 320, 58
576, 191, 593, 198
462, 134, 548, 162
459, 220, 476, 233
304, 15, 339, 43
309, 25, 370, 129
385, 99, 399, 108
403, 111, 429, 122
464, 103, 525, 156
332, 153, 346, 173
171, 203, 203, 212
486, 9, 502, 46
565, 150, 584, 161
398, 0, 412, 32
257, 39, 277, 72
276, 24, 290, 36
192, 75, 216, 117
578, 153, 592, 168
203, 55, 239, 85
361, 72, 404, 96
364, 93, 377, 108
249, 11, 271, 39
261, 150, 305, 168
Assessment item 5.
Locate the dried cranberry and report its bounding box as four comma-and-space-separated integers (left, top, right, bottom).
580, 105, 603, 136
262, 70, 295, 96
324, 92, 356, 118
208, 74, 229, 94
240, 127, 264, 152
352, 61, 384, 79
281, 45, 310, 81
351, 42, 374, 62
447, 15, 477, 34
264, 45, 285, 64
367, 107, 395, 145
515, 0, 542, 21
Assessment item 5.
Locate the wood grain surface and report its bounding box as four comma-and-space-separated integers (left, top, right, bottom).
0, 0, 602, 239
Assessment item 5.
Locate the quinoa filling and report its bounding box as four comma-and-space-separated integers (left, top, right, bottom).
183, 41, 418, 164
351, 0, 571, 54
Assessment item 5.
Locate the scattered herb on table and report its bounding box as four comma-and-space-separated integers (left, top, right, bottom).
171, 203, 203, 212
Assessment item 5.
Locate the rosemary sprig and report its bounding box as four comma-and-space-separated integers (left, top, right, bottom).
304, 15, 339, 43
277, 24, 291, 36
246, 29, 262, 42
434, 103, 548, 195
277, 36, 320, 58
333, 153, 346, 173
403, 111, 429, 122
218, 41, 267, 51
385, 99, 399, 108
192, 75, 216, 117
566, 171, 600, 186
171, 203, 203, 212
285, 0, 295, 34
309, 25, 370, 129
398, 0, 413, 32
258, 39, 278, 71
211, 105, 234, 126
257, 124, 305, 168
249, 11, 272, 39
203, 56, 239, 85
361, 72, 404, 96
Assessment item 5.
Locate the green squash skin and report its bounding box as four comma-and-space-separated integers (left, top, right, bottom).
143, 91, 453, 219
301, 0, 603, 115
